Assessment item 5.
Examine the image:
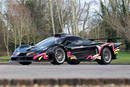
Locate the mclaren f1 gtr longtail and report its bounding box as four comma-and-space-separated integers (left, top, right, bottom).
10, 34, 121, 65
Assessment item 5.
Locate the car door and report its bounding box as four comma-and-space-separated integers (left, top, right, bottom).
81, 39, 97, 59
64, 36, 87, 59
64, 36, 97, 60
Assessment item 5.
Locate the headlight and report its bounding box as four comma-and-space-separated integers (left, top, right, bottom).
13, 52, 20, 56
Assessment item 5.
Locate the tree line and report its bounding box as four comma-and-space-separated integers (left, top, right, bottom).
0, 0, 130, 56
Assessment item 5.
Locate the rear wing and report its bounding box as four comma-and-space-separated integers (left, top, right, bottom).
89, 38, 121, 42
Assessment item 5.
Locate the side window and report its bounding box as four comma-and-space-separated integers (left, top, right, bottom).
67, 37, 84, 46
56, 37, 65, 44
82, 39, 92, 46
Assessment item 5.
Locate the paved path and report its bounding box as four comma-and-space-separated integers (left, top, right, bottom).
0, 65, 130, 79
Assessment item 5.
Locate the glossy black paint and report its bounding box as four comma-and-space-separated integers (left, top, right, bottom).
10, 34, 121, 63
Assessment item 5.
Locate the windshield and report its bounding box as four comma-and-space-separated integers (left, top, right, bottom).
35, 37, 64, 47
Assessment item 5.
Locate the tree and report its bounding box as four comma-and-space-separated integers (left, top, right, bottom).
48, 0, 55, 35
0, 1, 10, 56
99, 0, 130, 50
6, 0, 37, 50
0, 0, 93, 55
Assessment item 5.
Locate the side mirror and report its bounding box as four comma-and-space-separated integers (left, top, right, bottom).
29, 42, 34, 46
66, 41, 72, 45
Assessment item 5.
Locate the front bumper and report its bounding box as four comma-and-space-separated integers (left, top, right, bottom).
10, 53, 49, 63
10, 56, 33, 63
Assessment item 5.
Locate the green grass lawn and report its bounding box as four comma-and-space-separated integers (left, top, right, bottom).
0, 52, 129, 63
0, 56, 10, 59
112, 52, 130, 63
0, 56, 10, 63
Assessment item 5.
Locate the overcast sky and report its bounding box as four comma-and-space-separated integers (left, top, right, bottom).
82, 0, 100, 13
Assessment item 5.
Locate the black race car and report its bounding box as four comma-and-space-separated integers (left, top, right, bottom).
10, 34, 121, 65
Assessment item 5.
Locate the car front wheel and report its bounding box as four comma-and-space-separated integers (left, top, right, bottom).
51, 47, 66, 65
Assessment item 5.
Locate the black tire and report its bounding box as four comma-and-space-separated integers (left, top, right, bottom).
97, 47, 112, 65
51, 47, 66, 65
19, 62, 32, 65
67, 59, 80, 65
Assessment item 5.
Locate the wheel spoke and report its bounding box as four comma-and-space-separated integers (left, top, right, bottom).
103, 49, 111, 62
55, 48, 65, 64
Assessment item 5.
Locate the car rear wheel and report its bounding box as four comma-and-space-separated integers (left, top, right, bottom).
51, 47, 66, 65
97, 47, 112, 65
19, 62, 32, 65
